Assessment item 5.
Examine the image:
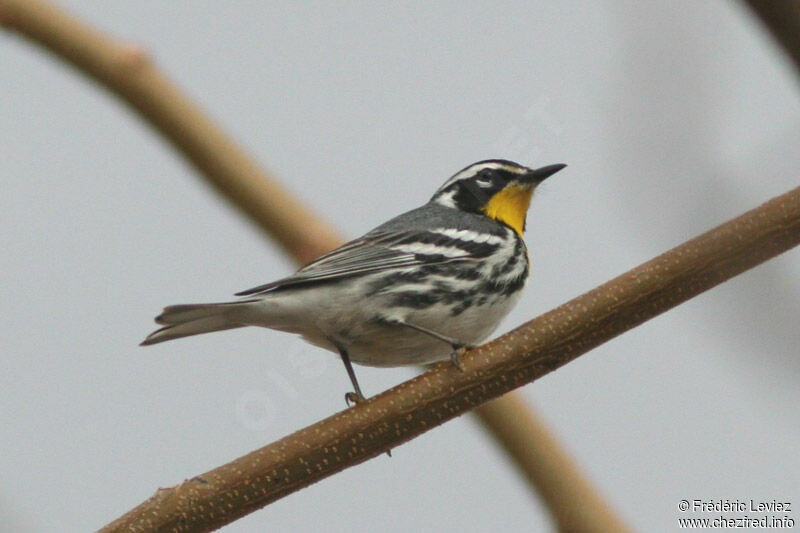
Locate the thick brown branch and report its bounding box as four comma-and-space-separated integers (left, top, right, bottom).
101, 186, 800, 532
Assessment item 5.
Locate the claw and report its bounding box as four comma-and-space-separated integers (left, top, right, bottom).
450, 344, 474, 372
345, 391, 366, 406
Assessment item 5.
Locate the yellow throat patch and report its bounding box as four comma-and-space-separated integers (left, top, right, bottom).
481, 185, 533, 235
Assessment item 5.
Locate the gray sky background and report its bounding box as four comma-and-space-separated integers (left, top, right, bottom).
2, 2, 799, 531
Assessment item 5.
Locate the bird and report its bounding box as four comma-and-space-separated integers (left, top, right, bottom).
142, 160, 565, 403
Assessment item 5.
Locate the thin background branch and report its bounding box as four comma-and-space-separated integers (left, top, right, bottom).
0, 0, 629, 531
743, 0, 800, 77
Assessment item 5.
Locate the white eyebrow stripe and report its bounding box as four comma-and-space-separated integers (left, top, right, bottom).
437, 161, 528, 191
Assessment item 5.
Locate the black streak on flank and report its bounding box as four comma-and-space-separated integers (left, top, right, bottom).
365, 262, 484, 298
384, 272, 529, 315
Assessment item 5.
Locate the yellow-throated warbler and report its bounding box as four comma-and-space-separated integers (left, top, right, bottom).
142, 160, 565, 402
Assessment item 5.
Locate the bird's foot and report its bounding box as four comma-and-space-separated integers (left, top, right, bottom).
345, 391, 366, 406
450, 344, 475, 372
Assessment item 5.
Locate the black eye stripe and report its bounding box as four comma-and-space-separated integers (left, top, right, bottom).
462, 179, 490, 205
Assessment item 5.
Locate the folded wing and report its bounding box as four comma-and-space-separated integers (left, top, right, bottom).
235, 229, 491, 296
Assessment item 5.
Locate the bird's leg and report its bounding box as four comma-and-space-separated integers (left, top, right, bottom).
385, 318, 474, 372
335, 345, 393, 457
333, 343, 366, 405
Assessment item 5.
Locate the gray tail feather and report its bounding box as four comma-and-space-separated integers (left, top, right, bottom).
141, 302, 252, 346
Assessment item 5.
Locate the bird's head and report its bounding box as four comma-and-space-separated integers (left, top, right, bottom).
430, 160, 566, 235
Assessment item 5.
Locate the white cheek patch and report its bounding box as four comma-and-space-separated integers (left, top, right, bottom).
432, 189, 457, 208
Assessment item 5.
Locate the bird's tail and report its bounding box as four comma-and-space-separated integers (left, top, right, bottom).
140, 301, 254, 346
